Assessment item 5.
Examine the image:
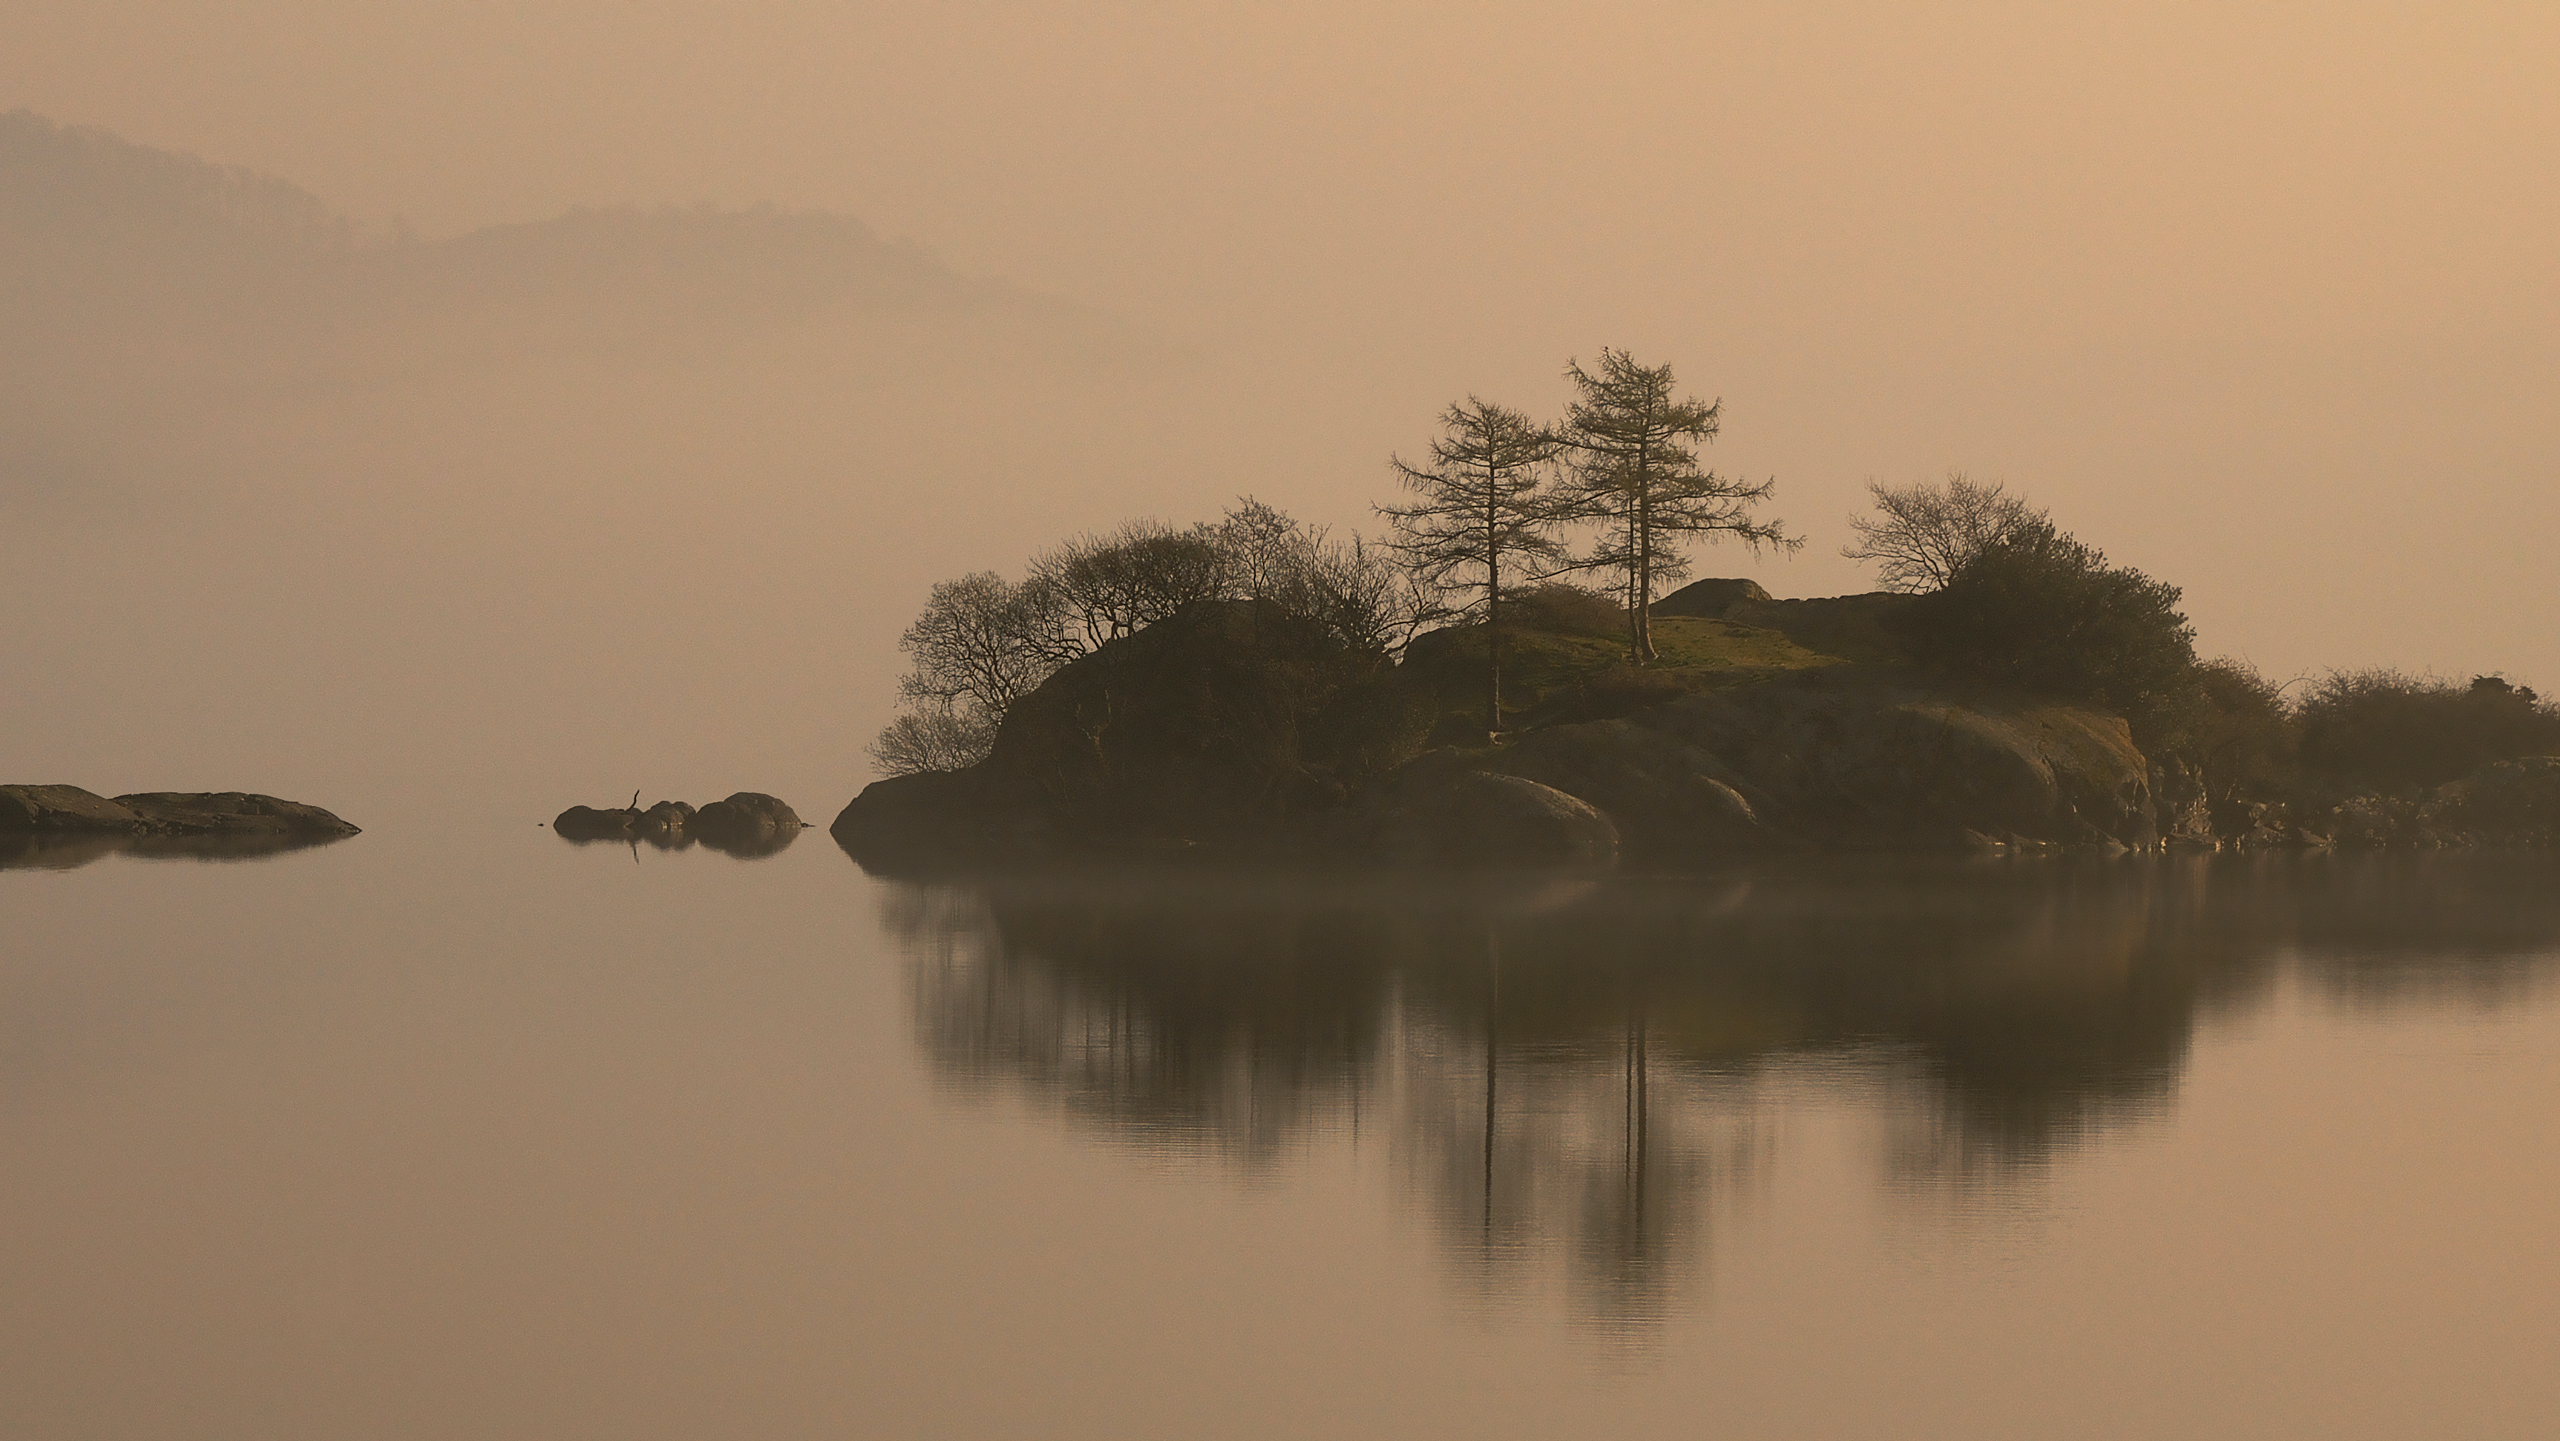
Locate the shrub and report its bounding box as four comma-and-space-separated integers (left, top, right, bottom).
1896, 522, 2197, 743
2297, 670, 2560, 796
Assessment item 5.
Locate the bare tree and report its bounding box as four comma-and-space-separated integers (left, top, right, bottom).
869, 571, 1061, 774
866, 704, 998, 776
1025, 518, 1228, 657
1555, 350, 1797, 663
1841, 473, 2045, 592
1378, 397, 1565, 733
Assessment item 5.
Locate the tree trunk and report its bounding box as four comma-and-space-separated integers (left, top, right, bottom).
1632, 481, 1657, 665
1485, 488, 1503, 738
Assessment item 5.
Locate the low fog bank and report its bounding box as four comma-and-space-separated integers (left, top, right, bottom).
0, 113, 1360, 823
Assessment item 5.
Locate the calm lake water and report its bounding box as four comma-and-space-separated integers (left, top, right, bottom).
7, 826, 2558, 1439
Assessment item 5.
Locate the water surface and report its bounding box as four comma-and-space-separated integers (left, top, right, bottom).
7, 831, 2557, 1438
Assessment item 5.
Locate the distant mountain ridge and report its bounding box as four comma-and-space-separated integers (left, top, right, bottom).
0, 108, 1062, 329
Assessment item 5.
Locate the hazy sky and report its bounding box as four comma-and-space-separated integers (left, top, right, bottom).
4, 3, 2555, 815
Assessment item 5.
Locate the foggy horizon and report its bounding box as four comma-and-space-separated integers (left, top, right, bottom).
7, 4, 2555, 821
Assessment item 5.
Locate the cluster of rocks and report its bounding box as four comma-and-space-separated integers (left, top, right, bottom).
552, 792, 805, 857
1371, 676, 2161, 866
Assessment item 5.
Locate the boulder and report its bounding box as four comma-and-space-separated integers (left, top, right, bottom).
1458, 720, 1784, 855
1373, 770, 1619, 868
1628, 679, 2157, 849
1649, 578, 1773, 618
692, 792, 804, 856
637, 800, 695, 837
553, 804, 640, 839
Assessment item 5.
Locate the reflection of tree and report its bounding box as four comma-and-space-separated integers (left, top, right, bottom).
876, 854, 2560, 1328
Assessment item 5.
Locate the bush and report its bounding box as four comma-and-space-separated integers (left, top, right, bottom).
2163, 657, 2298, 797
1502, 582, 1622, 638
2298, 670, 2560, 796
1897, 522, 2196, 742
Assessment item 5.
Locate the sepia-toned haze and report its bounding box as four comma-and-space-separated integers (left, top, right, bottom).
4, 2, 2554, 823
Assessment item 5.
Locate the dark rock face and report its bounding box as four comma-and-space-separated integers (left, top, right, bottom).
831, 770, 1034, 869
1, 784, 358, 838
1639, 682, 2157, 850
986, 600, 1409, 842
835, 601, 1417, 866
1649, 577, 1774, 618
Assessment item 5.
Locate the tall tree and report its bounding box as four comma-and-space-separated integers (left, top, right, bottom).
1378, 398, 1564, 733
1556, 350, 1796, 663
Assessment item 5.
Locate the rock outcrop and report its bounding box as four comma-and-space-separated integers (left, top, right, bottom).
1, 785, 360, 838
836, 600, 1414, 865
1649, 577, 1773, 617
1623, 678, 2155, 851
1447, 719, 1782, 855
1370, 769, 1621, 868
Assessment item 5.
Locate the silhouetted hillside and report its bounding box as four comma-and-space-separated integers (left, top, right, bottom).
0, 108, 1085, 342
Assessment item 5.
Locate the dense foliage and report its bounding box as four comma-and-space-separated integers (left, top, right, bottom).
2297, 671, 2560, 796
1897, 522, 2197, 741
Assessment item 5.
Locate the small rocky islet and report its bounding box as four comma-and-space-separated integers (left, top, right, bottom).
1, 784, 363, 869
550, 792, 805, 857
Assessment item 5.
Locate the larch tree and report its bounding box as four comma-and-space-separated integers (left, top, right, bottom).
1378, 398, 1564, 734
1555, 350, 1796, 663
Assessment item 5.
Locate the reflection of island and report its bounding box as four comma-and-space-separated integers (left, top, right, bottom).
881, 854, 2560, 1328
1, 830, 355, 871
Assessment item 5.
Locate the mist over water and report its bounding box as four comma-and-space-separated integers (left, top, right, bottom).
6, 10, 2559, 1434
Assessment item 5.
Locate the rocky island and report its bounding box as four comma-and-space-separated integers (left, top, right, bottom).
831, 469, 2559, 874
